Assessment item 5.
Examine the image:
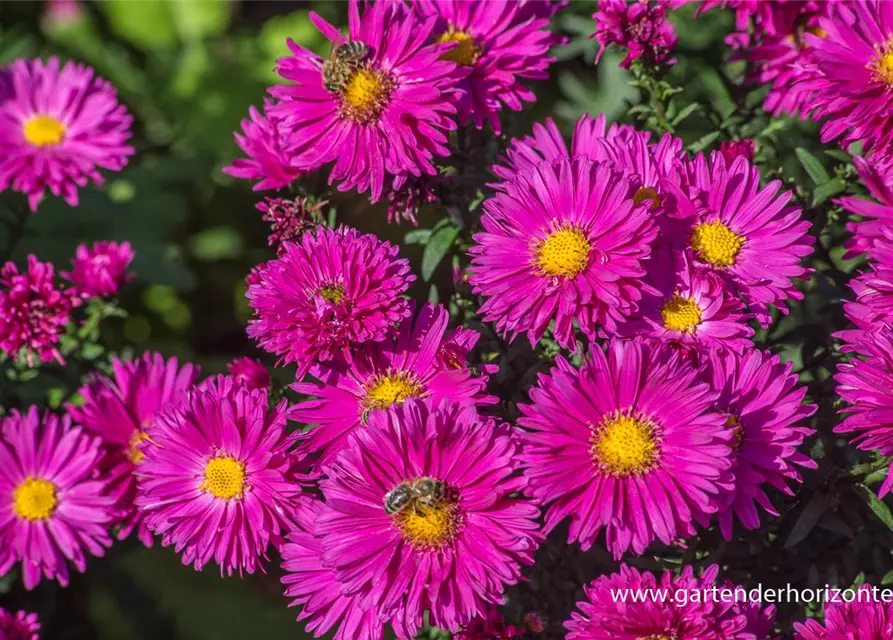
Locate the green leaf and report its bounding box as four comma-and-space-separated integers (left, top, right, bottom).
421, 222, 459, 282
670, 102, 701, 127
796, 148, 831, 185
857, 483, 893, 531
404, 229, 432, 245
189, 226, 244, 261
99, 1, 178, 50
168, 1, 231, 41
813, 178, 847, 206
688, 131, 720, 153
785, 493, 829, 548
882, 569, 893, 585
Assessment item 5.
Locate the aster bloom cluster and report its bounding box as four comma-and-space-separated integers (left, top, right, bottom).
592, 0, 678, 69
793, 586, 893, 639
566, 564, 776, 640
224, 0, 561, 204
0, 242, 135, 366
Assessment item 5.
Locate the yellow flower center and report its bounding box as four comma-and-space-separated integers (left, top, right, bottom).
438, 25, 481, 66
364, 370, 424, 410
316, 283, 346, 304
691, 221, 745, 267
725, 413, 743, 451
534, 226, 591, 278
23, 115, 66, 147
591, 411, 660, 477
394, 499, 460, 549
127, 429, 152, 464
633, 186, 661, 210
200, 456, 246, 500
872, 40, 893, 86
340, 66, 394, 124
661, 295, 703, 332
13, 477, 58, 521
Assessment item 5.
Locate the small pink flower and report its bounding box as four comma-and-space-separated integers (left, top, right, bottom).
0, 607, 40, 640
63, 240, 134, 298
0, 255, 80, 366
719, 139, 756, 163
257, 196, 325, 254
227, 357, 270, 391
592, 0, 677, 69
223, 101, 301, 191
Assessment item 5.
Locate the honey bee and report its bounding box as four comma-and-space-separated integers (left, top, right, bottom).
322, 40, 370, 93
384, 477, 447, 515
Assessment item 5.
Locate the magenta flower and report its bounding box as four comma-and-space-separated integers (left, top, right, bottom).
565, 564, 776, 640
838, 155, 893, 259
456, 606, 524, 640
281, 499, 383, 640
386, 175, 440, 226
223, 101, 301, 191
839, 230, 893, 352
314, 398, 540, 638
794, 585, 893, 639
63, 240, 134, 298
739, 2, 827, 118
616, 248, 754, 353
257, 196, 325, 254
592, 0, 677, 69
0, 407, 114, 589
719, 139, 756, 164
270, 0, 467, 200
136, 375, 311, 576
835, 329, 893, 497
414, 0, 562, 133
518, 338, 733, 558
67, 352, 199, 546
247, 226, 414, 377
670, 152, 814, 326
289, 302, 495, 465
700, 348, 817, 539
0, 57, 133, 211
469, 156, 658, 350
227, 357, 270, 391
0, 255, 80, 366
0, 608, 40, 640
799, 0, 893, 154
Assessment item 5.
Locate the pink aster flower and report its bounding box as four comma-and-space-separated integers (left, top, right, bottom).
414, 0, 562, 133
246, 226, 414, 377
386, 175, 440, 226
456, 606, 524, 640
289, 302, 495, 465
223, 101, 301, 191
719, 139, 756, 164
269, 0, 467, 200
799, 0, 893, 154
68, 352, 199, 546
257, 196, 326, 254
518, 338, 733, 558
136, 375, 310, 576
314, 398, 541, 638
592, 0, 677, 69
700, 348, 817, 539
281, 499, 383, 640
469, 156, 658, 350
670, 152, 814, 326
0, 57, 133, 211
227, 357, 270, 391
0, 255, 80, 366
739, 2, 827, 118
794, 585, 893, 639
839, 155, 893, 259
565, 564, 776, 640
0, 407, 114, 589
0, 608, 40, 640
616, 249, 754, 353
835, 328, 893, 497
839, 229, 893, 353
63, 240, 134, 298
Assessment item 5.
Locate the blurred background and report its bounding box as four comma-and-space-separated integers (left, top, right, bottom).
0, 1, 856, 639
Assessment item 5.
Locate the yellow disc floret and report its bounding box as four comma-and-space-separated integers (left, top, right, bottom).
691, 221, 745, 268
533, 226, 591, 278
23, 115, 66, 147
201, 456, 246, 500
660, 295, 702, 333
591, 411, 660, 477
438, 25, 481, 66
13, 477, 58, 521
